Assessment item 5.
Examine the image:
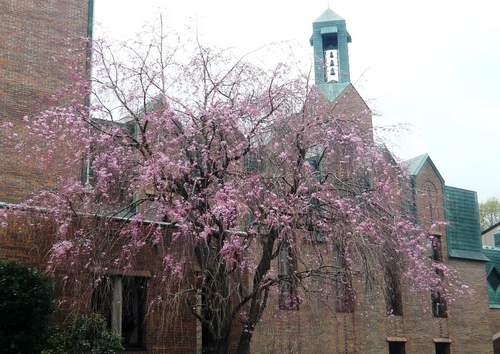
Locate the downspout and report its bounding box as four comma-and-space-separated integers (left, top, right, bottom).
86, 0, 94, 74
82, 0, 94, 185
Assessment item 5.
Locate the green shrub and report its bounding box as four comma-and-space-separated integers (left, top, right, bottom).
41, 332, 67, 354
64, 313, 124, 354
0, 262, 122, 354
0, 261, 54, 354
43, 313, 123, 354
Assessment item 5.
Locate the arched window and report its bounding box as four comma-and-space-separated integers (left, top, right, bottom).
421, 180, 439, 226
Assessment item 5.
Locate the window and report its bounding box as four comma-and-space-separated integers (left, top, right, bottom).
429, 232, 446, 318
307, 155, 321, 171
435, 342, 450, 354
430, 235, 443, 263
304, 152, 327, 243
385, 265, 403, 316
388, 341, 406, 354
244, 212, 262, 236
92, 275, 146, 348
244, 150, 266, 174
422, 180, 439, 226
306, 152, 325, 184
431, 291, 447, 318
82, 119, 136, 186
278, 243, 299, 310
488, 267, 500, 291
307, 197, 326, 243
82, 119, 137, 217
307, 229, 326, 243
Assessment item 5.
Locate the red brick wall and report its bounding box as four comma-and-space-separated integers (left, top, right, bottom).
446, 258, 492, 353
251, 250, 493, 353
0, 210, 55, 267
0, 2, 201, 348
251, 159, 494, 353
0, 0, 90, 203
413, 160, 446, 233
0, 211, 200, 354
332, 84, 373, 141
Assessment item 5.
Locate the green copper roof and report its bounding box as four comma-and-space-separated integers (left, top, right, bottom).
403, 154, 445, 185
403, 154, 428, 176
444, 186, 488, 261
315, 82, 351, 102
314, 8, 345, 23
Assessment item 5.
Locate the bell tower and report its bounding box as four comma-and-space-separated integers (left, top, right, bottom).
310, 8, 352, 101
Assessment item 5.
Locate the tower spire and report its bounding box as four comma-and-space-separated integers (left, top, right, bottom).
310, 8, 352, 101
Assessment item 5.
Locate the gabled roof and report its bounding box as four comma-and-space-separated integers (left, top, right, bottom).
482, 221, 500, 235
403, 154, 487, 262
403, 153, 445, 185
313, 8, 345, 23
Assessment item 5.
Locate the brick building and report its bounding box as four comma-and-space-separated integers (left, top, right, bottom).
251, 9, 493, 354
0, 3, 496, 354
0, 0, 93, 203
483, 240, 500, 354
0, 3, 200, 353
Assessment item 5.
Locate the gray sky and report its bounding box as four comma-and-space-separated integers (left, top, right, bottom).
95, 0, 500, 202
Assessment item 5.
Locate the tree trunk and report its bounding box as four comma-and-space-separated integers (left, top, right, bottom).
236, 231, 276, 354
235, 326, 253, 354
202, 326, 230, 354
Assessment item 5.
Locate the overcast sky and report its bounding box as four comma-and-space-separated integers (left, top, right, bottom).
94, 0, 500, 202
